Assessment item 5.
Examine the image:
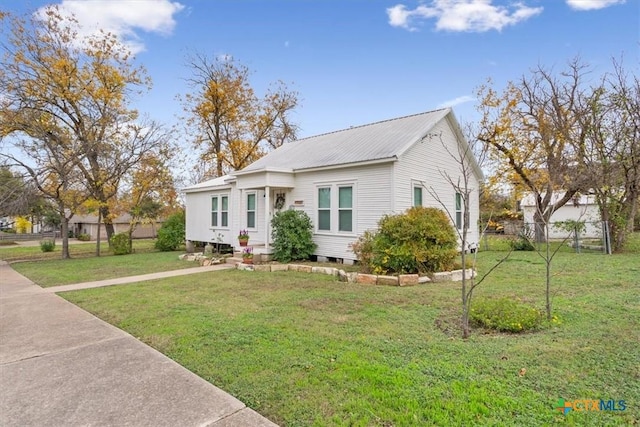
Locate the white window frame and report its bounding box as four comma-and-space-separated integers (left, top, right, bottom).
413, 183, 423, 207
211, 196, 219, 227
317, 186, 331, 232
337, 185, 353, 233
211, 194, 230, 229
221, 195, 229, 228
246, 191, 257, 230
315, 182, 356, 235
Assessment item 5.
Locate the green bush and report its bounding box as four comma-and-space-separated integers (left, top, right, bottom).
110, 232, 131, 255
76, 233, 91, 241
155, 211, 185, 251
352, 206, 458, 275
271, 210, 316, 262
39, 239, 55, 252
470, 298, 544, 332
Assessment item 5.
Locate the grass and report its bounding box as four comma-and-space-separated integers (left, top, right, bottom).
0, 238, 161, 263
10, 250, 195, 287
51, 247, 640, 426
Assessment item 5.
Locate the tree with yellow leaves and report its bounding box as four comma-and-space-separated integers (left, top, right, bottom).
180, 54, 300, 178
476, 59, 592, 242
0, 6, 173, 248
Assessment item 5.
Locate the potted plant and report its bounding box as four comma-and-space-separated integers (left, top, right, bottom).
242, 247, 253, 264
238, 229, 249, 247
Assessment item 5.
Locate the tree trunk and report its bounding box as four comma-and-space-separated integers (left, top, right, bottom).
60, 216, 71, 259
532, 210, 547, 243
100, 205, 116, 244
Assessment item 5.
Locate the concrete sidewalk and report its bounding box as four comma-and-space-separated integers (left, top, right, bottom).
0, 261, 277, 426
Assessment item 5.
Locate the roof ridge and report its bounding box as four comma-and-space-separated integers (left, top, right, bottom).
294, 107, 450, 142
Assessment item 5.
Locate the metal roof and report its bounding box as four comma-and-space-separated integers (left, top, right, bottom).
182, 174, 233, 192
239, 108, 452, 173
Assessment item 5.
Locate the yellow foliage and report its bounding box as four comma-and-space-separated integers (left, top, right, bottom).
15, 216, 31, 233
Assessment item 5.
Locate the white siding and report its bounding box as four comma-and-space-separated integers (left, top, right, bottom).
393, 119, 481, 246
288, 163, 394, 260
522, 204, 601, 239
185, 186, 238, 245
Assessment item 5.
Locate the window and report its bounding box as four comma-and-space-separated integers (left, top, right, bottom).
211, 196, 218, 227
247, 193, 256, 229
318, 187, 331, 231
413, 186, 423, 207
338, 186, 353, 232
211, 195, 229, 228
221, 195, 229, 227
455, 192, 463, 229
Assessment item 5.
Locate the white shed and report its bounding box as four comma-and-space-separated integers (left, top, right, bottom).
184, 108, 483, 262
521, 193, 602, 239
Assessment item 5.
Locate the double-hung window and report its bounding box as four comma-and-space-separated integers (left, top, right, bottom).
338, 186, 353, 232
317, 187, 331, 231
211, 196, 218, 227
211, 195, 229, 228
247, 193, 256, 229
413, 186, 423, 207
317, 183, 355, 233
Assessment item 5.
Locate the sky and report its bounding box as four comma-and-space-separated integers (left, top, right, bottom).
3, 0, 639, 141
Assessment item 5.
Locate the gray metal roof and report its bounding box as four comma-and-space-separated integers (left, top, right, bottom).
239, 108, 452, 172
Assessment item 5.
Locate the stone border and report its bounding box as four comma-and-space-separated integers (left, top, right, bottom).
234, 262, 476, 287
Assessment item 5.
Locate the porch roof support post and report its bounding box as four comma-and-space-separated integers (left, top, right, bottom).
264, 186, 271, 249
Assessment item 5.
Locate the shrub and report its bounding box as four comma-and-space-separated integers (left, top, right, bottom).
271, 210, 316, 262
155, 211, 185, 251
352, 207, 458, 275
76, 233, 91, 241
110, 232, 131, 255
39, 239, 55, 252
470, 298, 544, 332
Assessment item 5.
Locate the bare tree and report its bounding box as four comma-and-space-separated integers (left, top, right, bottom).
180, 53, 300, 178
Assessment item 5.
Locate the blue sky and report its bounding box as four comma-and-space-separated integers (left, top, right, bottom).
5, 0, 639, 139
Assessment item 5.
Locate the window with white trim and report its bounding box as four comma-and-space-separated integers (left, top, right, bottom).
338, 186, 353, 232
413, 185, 423, 207
317, 187, 331, 231
221, 195, 229, 227
211, 196, 218, 227
316, 183, 356, 234
455, 192, 463, 229
247, 192, 256, 229
211, 194, 229, 228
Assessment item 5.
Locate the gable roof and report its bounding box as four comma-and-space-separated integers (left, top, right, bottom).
238, 108, 452, 173
183, 174, 234, 193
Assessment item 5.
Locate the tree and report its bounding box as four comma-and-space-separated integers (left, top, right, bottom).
476, 59, 593, 242
181, 54, 300, 178
577, 58, 640, 251
120, 152, 179, 252
0, 166, 42, 218
0, 7, 169, 246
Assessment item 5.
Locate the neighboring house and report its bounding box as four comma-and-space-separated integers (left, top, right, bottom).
70, 214, 163, 240
520, 193, 601, 239
183, 108, 483, 262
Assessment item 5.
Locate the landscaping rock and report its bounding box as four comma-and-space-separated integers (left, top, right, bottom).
271, 264, 289, 272
237, 263, 254, 271
347, 272, 358, 283
431, 272, 452, 282
253, 264, 271, 272
312, 266, 337, 276
289, 264, 312, 273
377, 275, 399, 286
418, 276, 431, 284
356, 273, 377, 285
338, 269, 348, 282
398, 274, 419, 286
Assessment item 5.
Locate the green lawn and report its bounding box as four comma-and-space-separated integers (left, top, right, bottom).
54, 249, 640, 426
0, 238, 160, 263
10, 250, 194, 287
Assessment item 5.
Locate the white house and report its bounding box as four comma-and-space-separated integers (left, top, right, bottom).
183, 108, 483, 262
521, 193, 601, 239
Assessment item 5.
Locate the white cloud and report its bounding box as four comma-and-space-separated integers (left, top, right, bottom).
437, 95, 476, 108
387, 0, 543, 32
36, 0, 185, 54
566, 0, 626, 10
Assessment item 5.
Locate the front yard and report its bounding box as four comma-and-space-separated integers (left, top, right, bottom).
49, 248, 639, 426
